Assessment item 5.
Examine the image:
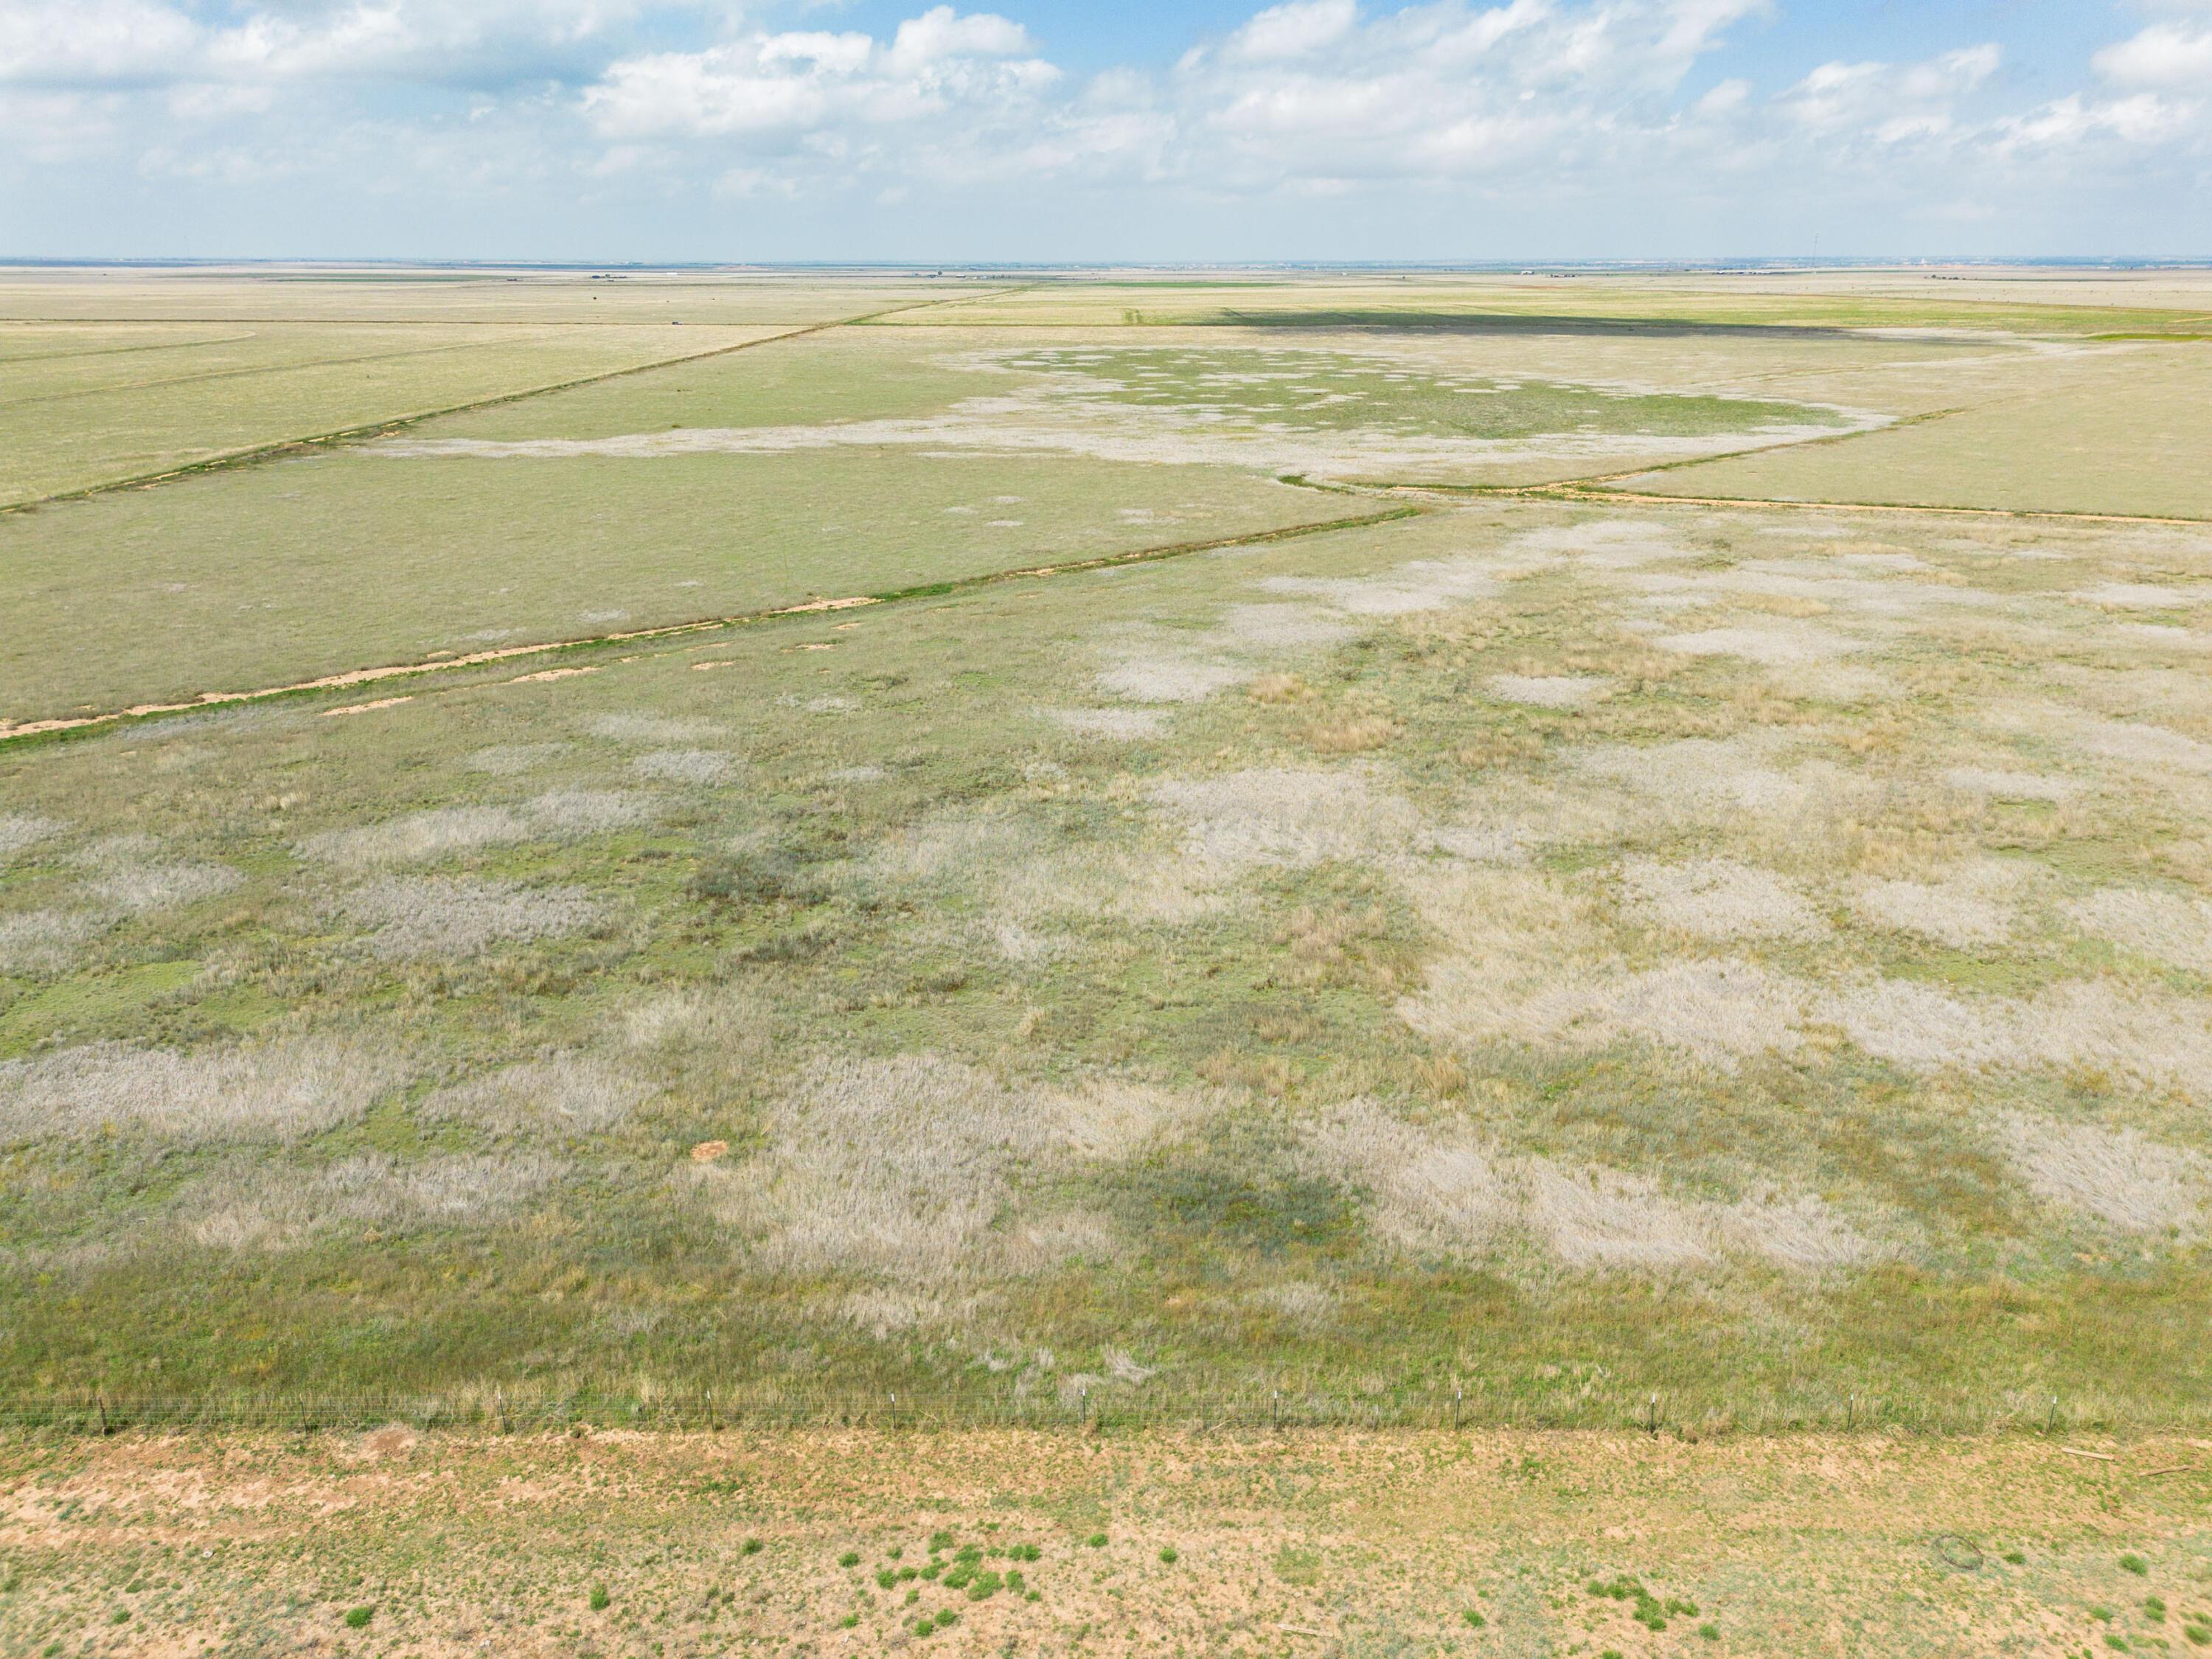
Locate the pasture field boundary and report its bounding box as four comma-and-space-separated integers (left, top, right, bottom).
1282, 471, 2212, 528
0, 286, 1025, 516
5, 332, 583, 414
0, 1385, 2196, 1441
1549, 485, 2212, 527
0, 504, 1422, 748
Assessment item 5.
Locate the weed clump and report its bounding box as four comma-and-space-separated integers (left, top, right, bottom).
2121, 1554, 2149, 1576
1158, 1547, 1178, 1564
344, 1605, 374, 1629
588, 1585, 610, 1611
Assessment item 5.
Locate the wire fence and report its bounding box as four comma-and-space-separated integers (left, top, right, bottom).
0, 1383, 2186, 1439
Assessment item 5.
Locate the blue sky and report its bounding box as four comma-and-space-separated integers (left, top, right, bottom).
0, 1, 2205, 260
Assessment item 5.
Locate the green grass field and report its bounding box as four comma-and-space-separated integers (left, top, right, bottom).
6, 260, 2212, 1655
4, 266, 2212, 1433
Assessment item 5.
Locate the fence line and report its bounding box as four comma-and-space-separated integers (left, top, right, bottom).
0, 1385, 2192, 1439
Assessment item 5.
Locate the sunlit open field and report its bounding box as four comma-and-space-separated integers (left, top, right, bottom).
3, 262, 2210, 1653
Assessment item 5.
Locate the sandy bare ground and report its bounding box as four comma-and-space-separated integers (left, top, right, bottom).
2, 1428, 2206, 1656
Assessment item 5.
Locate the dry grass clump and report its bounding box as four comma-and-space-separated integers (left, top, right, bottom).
703, 1051, 1032, 1282
860, 813, 1034, 886
587, 713, 724, 743
187, 1152, 563, 1251
1039, 706, 1168, 739
1278, 905, 1407, 992
1654, 622, 1867, 667
1523, 1161, 1716, 1270
1513, 958, 1812, 1071
1849, 860, 2028, 950
0, 1036, 407, 1144
1404, 855, 1809, 1071
1429, 824, 1532, 865
1096, 653, 1248, 705
1941, 765, 2074, 801
1304, 714, 1401, 754
1258, 554, 1498, 616
629, 748, 737, 785
1245, 672, 1313, 704
337, 876, 603, 959
1487, 675, 1614, 709
1244, 1279, 1340, 1327
1296, 1098, 1868, 1274
526, 787, 660, 835
0, 813, 63, 861
423, 1053, 655, 1135
2042, 709, 2212, 775
463, 743, 568, 775
302, 790, 659, 865
1151, 768, 1420, 869
0, 908, 108, 973
704, 1053, 1215, 1284
2063, 886, 2212, 975
302, 805, 526, 866
1822, 976, 2212, 1099
1209, 603, 1358, 650
991, 844, 1229, 929
1618, 857, 1828, 942
70, 836, 242, 914
83, 857, 243, 914
1992, 1112, 2208, 1236
2071, 582, 2201, 609
1300, 1099, 1510, 1256
1570, 734, 1812, 820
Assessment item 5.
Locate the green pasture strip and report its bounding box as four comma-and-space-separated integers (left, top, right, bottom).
0, 505, 1419, 750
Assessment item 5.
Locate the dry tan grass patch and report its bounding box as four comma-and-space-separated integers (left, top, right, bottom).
185, 1151, 563, 1251
0, 909, 108, 974
0, 814, 63, 861
1993, 1111, 2209, 1236
422, 1054, 654, 1135
0, 1036, 408, 1144
1618, 857, 1828, 943
1246, 672, 1313, 704
1151, 768, 1420, 869
1298, 1098, 1869, 1275
1487, 674, 1615, 709
1848, 859, 2030, 950
2063, 886, 2212, 975
1039, 706, 1169, 739
337, 876, 603, 959
1304, 713, 1401, 754
702, 1053, 1218, 1284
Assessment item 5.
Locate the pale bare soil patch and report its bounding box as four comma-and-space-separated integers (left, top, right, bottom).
1, 1429, 2207, 1658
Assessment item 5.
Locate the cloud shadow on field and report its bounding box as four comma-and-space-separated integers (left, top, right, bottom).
1209, 309, 1981, 344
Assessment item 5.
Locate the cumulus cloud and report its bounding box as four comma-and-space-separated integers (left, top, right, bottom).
2094, 20, 2212, 91
582, 10, 1057, 143
1774, 45, 2000, 144
0, 0, 2206, 248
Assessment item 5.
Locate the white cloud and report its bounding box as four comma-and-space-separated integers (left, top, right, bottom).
582, 12, 1058, 142
1225, 0, 1361, 63
0, 0, 2207, 252
1775, 45, 1999, 142
2095, 21, 2212, 91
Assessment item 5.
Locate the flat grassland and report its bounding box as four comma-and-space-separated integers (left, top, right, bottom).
3, 262, 2211, 1652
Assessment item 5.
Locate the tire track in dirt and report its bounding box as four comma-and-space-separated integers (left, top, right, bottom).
0, 504, 1421, 747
